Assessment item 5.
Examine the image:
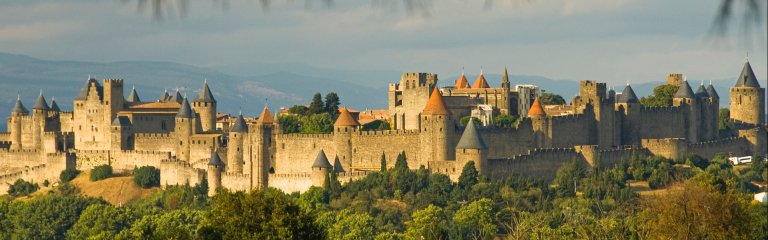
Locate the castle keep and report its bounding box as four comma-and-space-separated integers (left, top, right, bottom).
1, 61, 765, 194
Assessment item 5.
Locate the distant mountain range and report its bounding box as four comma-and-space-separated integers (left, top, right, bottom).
0, 52, 742, 130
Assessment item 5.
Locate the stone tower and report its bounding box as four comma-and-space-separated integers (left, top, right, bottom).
311, 149, 332, 187
673, 80, 700, 142
32, 92, 49, 150
421, 87, 453, 166
192, 81, 217, 132
103, 79, 124, 125
729, 61, 765, 128
228, 113, 248, 174
528, 98, 549, 148
249, 106, 276, 189
175, 98, 195, 161
455, 118, 488, 176
388, 73, 438, 130
251, 106, 274, 189
666, 73, 684, 86
334, 108, 359, 171
10, 97, 28, 150
499, 67, 512, 115
616, 84, 640, 145
501, 67, 511, 89
707, 83, 720, 138
110, 116, 132, 150
207, 150, 224, 196
695, 83, 715, 141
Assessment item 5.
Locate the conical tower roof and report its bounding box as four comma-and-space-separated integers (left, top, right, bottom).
674, 80, 695, 99
194, 81, 216, 103
333, 156, 345, 173
312, 149, 332, 169
456, 118, 487, 149
695, 84, 709, 98
471, 73, 490, 88
454, 74, 469, 89
207, 150, 225, 167
176, 98, 195, 118
257, 106, 274, 125
735, 61, 760, 88
75, 78, 101, 100
50, 98, 61, 112
158, 89, 170, 102
706, 83, 719, 99
12, 98, 29, 114
126, 87, 141, 103
527, 98, 546, 117
231, 114, 249, 132
422, 87, 450, 115
33, 92, 49, 110
617, 85, 639, 103
169, 90, 183, 104
334, 107, 360, 126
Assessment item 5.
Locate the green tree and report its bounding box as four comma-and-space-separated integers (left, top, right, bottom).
7, 179, 38, 197
200, 189, 324, 239
324, 92, 341, 118
458, 161, 479, 190
60, 168, 80, 183
298, 186, 328, 212
719, 108, 730, 130
300, 112, 334, 133
5, 195, 105, 239
277, 114, 301, 133
459, 116, 481, 126
404, 204, 452, 240
554, 159, 586, 197
308, 92, 325, 115
90, 164, 113, 181
380, 152, 387, 172
116, 209, 204, 240
493, 114, 516, 128
362, 119, 391, 131
540, 92, 566, 105
288, 105, 309, 116
640, 84, 678, 107
67, 204, 138, 239
328, 210, 377, 240
133, 166, 160, 188
454, 198, 496, 240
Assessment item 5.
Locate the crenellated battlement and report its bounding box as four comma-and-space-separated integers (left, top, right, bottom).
135, 133, 172, 138
640, 106, 681, 112
276, 133, 333, 139
358, 129, 420, 136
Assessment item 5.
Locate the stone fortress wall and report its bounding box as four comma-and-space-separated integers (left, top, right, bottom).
0, 61, 765, 195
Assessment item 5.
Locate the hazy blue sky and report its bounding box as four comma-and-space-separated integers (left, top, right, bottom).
0, 0, 765, 86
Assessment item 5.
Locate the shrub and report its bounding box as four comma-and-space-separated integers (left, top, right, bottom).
8, 179, 39, 197
90, 165, 113, 181
60, 168, 80, 183
133, 166, 161, 188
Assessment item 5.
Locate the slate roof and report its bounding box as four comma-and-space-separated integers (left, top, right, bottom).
456, 118, 487, 149
12, 99, 28, 114
208, 150, 225, 166
312, 149, 332, 169
33, 93, 49, 110
194, 81, 216, 103
617, 85, 639, 103
231, 114, 248, 132
176, 98, 195, 118
674, 81, 695, 99
735, 61, 760, 88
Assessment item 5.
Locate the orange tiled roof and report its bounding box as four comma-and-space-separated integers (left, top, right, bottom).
338, 107, 359, 113
334, 107, 360, 126
527, 98, 546, 117
471, 74, 490, 89
454, 74, 469, 89
422, 87, 449, 115
257, 107, 274, 124
128, 102, 180, 109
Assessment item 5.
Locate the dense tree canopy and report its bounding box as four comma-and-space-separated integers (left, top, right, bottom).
540, 92, 566, 105
640, 84, 679, 107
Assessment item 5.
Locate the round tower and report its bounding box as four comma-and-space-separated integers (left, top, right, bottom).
32, 92, 49, 150
729, 61, 765, 128
10, 97, 29, 150
673, 80, 700, 142
252, 106, 274, 189
110, 116, 132, 150
528, 98, 549, 148
421, 87, 453, 165
455, 118, 489, 176
615, 84, 640, 145
207, 150, 224, 196
192, 80, 217, 132
334, 107, 359, 171
175, 98, 195, 161
311, 149, 332, 187
228, 113, 248, 174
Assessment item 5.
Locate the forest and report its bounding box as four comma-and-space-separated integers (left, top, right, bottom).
1, 152, 766, 239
